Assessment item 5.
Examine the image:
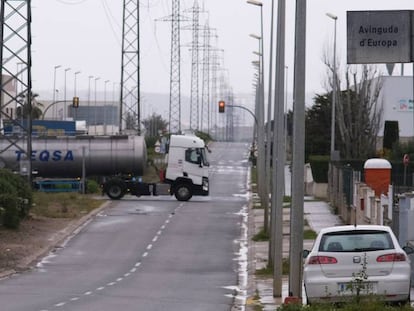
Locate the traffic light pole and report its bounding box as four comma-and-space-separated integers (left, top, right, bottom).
41, 98, 78, 120
224, 104, 258, 126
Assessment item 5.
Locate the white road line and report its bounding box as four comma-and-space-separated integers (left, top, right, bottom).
43, 203, 182, 311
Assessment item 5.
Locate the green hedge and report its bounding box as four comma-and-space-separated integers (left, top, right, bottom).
309, 155, 329, 183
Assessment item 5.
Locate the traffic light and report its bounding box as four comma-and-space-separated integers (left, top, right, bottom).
218, 100, 225, 113
72, 96, 79, 108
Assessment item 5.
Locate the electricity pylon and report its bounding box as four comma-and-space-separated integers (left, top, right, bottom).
0, 0, 33, 181
120, 0, 140, 135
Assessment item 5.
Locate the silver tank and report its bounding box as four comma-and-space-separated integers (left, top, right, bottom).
0, 135, 147, 178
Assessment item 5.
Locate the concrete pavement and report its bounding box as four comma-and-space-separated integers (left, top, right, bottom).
245, 195, 342, 310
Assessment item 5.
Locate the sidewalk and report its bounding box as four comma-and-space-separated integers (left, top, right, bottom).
246, 195, 342, 310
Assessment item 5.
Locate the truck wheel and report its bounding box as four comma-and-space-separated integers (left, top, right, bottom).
174, 184, 192, 201
106, 181, 125, 200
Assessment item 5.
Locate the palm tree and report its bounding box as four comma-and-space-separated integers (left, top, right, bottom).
16, 92, 44, 120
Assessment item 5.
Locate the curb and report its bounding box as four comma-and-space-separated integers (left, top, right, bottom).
0, 199, 111, 279
245, 193, 258, 311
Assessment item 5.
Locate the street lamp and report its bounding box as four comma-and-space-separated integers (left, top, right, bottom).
53, 65, 61, 118
63, 67, 71, 119
326, 12, 338, 159
253, 51, 262, 57
94, 77, 100, 132
247, 0, 267, 246
104, 80, 110, 134
74, 71, 81, 96
247, 0, 262, 7
88, 76, 94, 129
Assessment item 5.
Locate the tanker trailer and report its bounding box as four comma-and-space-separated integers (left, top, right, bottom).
0, 135, 147, 178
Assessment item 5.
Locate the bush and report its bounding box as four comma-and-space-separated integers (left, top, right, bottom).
0, 169, 32, 218
0, 169, 33, 228
86, 179, 100, 194
2, 195, 19, 229
0, 193, 19, 229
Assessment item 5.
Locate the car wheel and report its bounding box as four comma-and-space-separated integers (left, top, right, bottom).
174, 184, 192, 201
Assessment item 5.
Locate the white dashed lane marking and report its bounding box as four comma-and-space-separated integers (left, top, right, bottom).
39, 203, 182, 311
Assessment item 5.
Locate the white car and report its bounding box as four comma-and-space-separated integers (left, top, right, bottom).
303, 225, 414, 304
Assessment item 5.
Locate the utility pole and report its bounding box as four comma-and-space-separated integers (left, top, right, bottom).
120, 0, 140, 135
210, 49, 220, 138
0, 0, 33, 182
200, 22, 214, 133
289, 0, 306, 298
188, 0, 201, 132
272, 0, 286, 297
157, 0, 189, 134
169, 0, 181, 134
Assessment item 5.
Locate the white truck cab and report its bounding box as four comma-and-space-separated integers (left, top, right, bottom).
165, 134, 210, 201
103, 134, 210, 201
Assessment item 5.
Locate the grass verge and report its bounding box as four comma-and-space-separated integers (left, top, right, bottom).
32, 192, 102, 219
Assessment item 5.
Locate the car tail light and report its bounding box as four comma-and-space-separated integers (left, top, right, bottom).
308, 255, 337, 264
376, 253, 406, 262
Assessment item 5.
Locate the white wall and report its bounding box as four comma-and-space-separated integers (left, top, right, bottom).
378, 76, 414, 139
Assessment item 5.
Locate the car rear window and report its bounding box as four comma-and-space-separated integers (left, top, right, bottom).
318, 230, 394, 252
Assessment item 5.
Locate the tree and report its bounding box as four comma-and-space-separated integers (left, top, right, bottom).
336, 66, 383, 159
305, 94, 331, 161
142, 113, 168, 138
323, 46, 383, 159
141, 113, 168, 148
16, 92, 43, 120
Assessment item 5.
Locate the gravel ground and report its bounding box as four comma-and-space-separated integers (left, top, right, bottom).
0, 216, 73, 276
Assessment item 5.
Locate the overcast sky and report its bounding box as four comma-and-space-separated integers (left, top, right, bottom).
30, 0, 414, 107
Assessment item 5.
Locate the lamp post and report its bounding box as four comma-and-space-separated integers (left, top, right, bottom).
88, 75, 94, 129
104, 80, 110, 135
247, 0, 267, 243
326, 12, 338, 159
94, 77, 100, 133
74, 71, 81, 97
266, 0, 275, 249
252, 60, 260, 150
273, 0, 286, 297
53, 65, 61, 118
63, 67, 71, 119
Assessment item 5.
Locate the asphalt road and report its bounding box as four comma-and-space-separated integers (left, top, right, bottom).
0, 141, 251, 311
